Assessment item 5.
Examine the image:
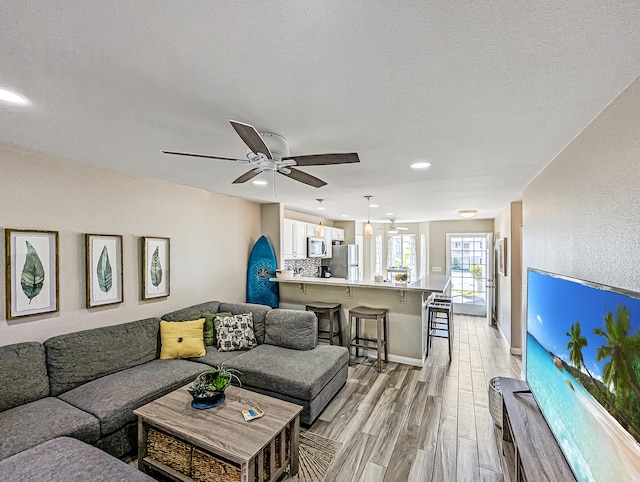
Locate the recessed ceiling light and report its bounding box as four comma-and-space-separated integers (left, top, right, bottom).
386, 212, 394, 216
0, 88, 29, 105
341, 214, 349, 218
252, 179, 268, 186
410, 161, 432, 169
458, 210, 478, 218
370, 203, 379, 208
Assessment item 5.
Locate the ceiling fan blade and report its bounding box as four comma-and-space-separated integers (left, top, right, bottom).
229, 120, 272, 159
232, 168, 262, 184
162, 151, 241, 161
282, 153, 360, 166
279, 167, 327, 188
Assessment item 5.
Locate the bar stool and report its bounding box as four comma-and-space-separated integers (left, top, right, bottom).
305, 302, 343, 346
426, 299, 453, 361
348, 306, 389, 372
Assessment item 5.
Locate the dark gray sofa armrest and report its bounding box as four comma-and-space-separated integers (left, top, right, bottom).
264, 309, 317, 350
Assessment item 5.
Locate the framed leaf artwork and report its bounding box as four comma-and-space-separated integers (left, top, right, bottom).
497, 237, 508, 276
85, 234, 123, 308
5, 229, 59, 320
141, 236, 170, 300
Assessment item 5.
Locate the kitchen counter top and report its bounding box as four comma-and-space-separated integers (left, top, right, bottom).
270, 274, 450, 293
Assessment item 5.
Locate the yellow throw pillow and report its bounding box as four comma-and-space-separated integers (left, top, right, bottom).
160, 319, 206, 359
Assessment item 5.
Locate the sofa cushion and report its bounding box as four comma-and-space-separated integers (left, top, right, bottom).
215, 313, 258, 352
189, 346, 248, 366
45, 317, 160, 396
0, 342, 50, 412
264, 309, 317, 351
226, 344, 349, 401
160, 319, 206, 359
219, 302, 271, 344
180, 310, 225, 346
0, 437, 155, 482
0, 397, 100, 460
161, 301, 222, 322
58, 359, 208, 436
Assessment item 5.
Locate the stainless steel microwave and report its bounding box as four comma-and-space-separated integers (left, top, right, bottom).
307, 237, 327, 257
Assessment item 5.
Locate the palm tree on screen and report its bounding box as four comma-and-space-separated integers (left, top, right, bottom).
566, 321, 595, 378
594, 305, 640, 400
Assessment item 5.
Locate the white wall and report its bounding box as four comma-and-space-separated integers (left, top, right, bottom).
494, 205, 512, 342
0, 144, 261, 345
523, 76, 640, 356
494, 201, 522, 352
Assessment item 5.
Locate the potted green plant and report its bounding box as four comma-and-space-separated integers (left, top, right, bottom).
188, 366, 241, 409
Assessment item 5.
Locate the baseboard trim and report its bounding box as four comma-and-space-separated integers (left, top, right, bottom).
351, 348, 423, 367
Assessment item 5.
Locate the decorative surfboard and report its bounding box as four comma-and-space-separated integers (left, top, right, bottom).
246, 235, 279, 308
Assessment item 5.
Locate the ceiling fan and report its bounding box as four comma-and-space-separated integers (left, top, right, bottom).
388, 219, 409, 234
162, 120, 360, 188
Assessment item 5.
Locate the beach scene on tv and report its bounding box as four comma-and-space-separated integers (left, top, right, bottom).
527, 270, 640, 482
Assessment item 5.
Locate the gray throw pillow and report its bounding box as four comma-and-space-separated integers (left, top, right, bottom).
215, 313, 257, 352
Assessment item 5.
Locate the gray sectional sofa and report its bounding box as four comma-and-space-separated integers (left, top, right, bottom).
161, 301, 349, 426
0, 300, 348, 478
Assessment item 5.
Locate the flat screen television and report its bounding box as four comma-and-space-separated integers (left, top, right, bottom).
526, 269, 640, 482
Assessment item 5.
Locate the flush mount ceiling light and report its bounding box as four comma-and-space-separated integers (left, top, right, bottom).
458, 210, 478, 218
0, 88, 29, 105
252, 179, 268, 186
410, 161, 432, 169
315, 199, 325, 237
364, 195, 374, 237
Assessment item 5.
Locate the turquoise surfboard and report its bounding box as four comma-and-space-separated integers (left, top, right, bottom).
246, 235, 279, 308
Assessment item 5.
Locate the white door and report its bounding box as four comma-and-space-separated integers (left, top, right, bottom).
446, 233, 492, 317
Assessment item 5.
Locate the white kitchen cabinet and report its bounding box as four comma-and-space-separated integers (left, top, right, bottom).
294, 221, 307, 258
332, 228, 344, 241
283, 218, 295, 259
306, 222, 317, 237
284, 218, 308, 259
323, 226, 333, 258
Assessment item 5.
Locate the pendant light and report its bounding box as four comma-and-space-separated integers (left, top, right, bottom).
364, 195, 373, 237
315, 199, 325, 237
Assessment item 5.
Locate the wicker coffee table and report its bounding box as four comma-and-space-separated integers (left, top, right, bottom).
134, 385, 302, 482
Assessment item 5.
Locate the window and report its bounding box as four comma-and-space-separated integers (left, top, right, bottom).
387, 234, 416, 281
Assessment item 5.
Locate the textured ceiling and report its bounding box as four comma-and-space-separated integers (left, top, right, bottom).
1, 1, 639, 222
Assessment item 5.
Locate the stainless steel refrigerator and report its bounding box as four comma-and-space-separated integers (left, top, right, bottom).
329, 244, 359, 280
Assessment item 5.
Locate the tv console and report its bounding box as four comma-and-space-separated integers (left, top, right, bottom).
498, 377, 576, 482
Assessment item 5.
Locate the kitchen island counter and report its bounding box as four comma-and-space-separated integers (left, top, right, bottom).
271, 275, 451, 366
270, 274, 450, 293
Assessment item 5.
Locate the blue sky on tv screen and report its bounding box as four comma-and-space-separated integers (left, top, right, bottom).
527, 270, 640, 380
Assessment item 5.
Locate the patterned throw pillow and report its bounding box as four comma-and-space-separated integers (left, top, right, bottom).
215, 313, 257, 352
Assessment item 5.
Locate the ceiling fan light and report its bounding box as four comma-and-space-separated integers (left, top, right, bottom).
458, 209, 478, 218
388, 228, 399, 234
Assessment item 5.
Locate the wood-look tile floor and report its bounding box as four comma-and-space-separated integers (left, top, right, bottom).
308, 314, 521, 482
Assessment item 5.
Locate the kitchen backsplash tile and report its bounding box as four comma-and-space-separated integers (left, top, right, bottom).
285, 258, 321, 277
